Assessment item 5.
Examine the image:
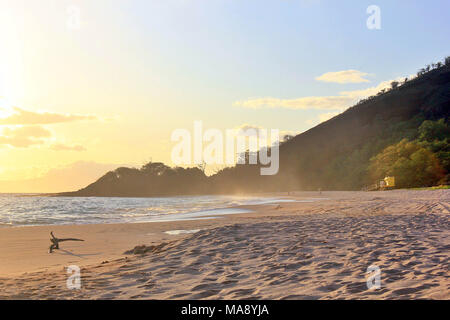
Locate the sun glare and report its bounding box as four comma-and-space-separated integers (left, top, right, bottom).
0, 100, 15, 118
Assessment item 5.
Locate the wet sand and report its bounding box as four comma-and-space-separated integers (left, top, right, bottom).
0, 190, 449, 299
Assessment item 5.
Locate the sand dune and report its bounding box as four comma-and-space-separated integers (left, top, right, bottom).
0, 190, 449, 299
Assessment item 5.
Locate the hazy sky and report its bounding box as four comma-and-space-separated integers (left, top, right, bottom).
0, 0, 449, 192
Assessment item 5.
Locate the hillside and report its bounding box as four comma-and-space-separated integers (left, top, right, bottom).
60, 62, 450, 196
272, 64, 450, 190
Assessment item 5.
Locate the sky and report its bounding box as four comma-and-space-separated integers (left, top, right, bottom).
0, 0, 449, 192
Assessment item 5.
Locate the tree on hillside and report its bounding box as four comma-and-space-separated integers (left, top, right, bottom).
196, 161, 207, 173
140, 162, 170, 176
282, 134, 294, 142
418, 118, 450, 142
391, 81, 399, 89
445, 56, 450, 66
417, 118, 450, 184
369, 139, 445, 188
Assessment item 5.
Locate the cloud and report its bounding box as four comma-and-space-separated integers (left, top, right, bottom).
50, 143, 86, 152
234, 76, 407, 112
233, 96, 353, 110
0, 126, 51, 147
340, 76, 408, 99
0, 107, 96, 125
0, 125, 88, 150
315, 70, 371, 84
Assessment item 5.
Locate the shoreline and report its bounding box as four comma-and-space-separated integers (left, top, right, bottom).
0, 198, 302, 276
0, 190, 448, 299
0, 192, 335, 276
0, 193, 301, 228
0, 190, 446, 275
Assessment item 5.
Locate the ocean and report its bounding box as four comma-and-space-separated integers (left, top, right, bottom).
0, 194, 299, 227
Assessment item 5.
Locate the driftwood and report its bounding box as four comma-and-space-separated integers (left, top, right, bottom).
49, 231, 84, 253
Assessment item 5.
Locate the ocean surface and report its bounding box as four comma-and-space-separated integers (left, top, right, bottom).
0, 194, 300, 227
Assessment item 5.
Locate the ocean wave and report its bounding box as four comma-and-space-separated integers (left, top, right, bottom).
0, 195, 310, 226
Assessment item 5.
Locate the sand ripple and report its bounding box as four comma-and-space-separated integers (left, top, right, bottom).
1, 204, 448, 299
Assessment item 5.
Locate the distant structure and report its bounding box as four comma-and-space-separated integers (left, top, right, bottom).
364, 176, 396, 191
384, 176, 396, 189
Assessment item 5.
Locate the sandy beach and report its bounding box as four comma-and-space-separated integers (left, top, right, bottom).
0, 190, 449, 299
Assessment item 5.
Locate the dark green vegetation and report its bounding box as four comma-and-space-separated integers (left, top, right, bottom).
61, 59, 450, 196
